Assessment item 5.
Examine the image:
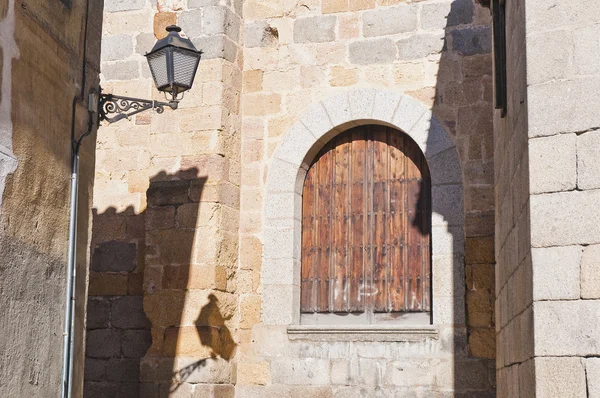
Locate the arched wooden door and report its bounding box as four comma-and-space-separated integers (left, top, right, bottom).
301, 125, 431, 316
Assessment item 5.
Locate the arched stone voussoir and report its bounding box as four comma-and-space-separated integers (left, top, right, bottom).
269, 89, 457, 193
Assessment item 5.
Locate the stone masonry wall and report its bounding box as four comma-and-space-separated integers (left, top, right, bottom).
492, 0, 533, 396
524, 1, 600, 396
236, 0, 496, 395
496, 1, 600, 396
0, 0, 103, 396
86, 0, 242, 396
90, 0, 497, 395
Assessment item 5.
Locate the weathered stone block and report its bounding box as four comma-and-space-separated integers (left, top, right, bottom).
397, 33, 445, 60
530, 190, 600, 247
330, 66, 359, 87
348, 38, 397, 65
102, 60, 140, 81
535, 357, 586, 398
531, 245, 582, 301
322, 0, 348, 14
293, 16, 336, 43
87, 297, 111, 329
106, 358, 141, 382
362, 5, 417, 37
111, 296, 151, 329
147, 180, 190, 207
431, 184, 464, 227
104, 0, 145, 12
469, 328, 495, 359
245, 21, 279, 48
237, 362, 270, 385
83, 381, 119, 398
92, 241, 137, 272
86, 329, 121, 359
527, 30, 571, 86
270, 358, 330, 385
528, 77, 600, 137
192, 36, 238, 63
534, 300, 600, 356
188, 0, 220, 8
84, 358, 107, 382
178, 10, 204, 38
122, 329, 152, 358
203, 6, 241, 41
577, 131, 600, 190
581, 245, 600, 299
89, 272, 129, 296
587, 358, 600, 398
101, 34, 134, 62
450, 26, 492, 56
529, 133, 576, 194
421, 0, 473, 30
428, 148, 462, 186
243, 0, 284, 19
154, 12, 178, 39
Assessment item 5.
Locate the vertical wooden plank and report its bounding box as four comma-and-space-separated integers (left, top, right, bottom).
316, 142, 333, 312
348, 128, 366, 312
372, 126, 388, 312
406, 138, 424, 311
332, 134, 351, 312
388, 130, 406, 312
301, 162, 317, 312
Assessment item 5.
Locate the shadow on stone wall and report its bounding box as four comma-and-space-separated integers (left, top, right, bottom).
426, 0, 496, 395
84, 168, 236, 397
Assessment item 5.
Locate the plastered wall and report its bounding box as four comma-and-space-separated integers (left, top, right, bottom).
0, 0, 103, 396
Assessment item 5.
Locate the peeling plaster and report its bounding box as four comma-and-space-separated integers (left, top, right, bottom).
0, 0, 19, 208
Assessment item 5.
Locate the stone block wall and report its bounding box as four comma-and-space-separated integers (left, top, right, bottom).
0, 0, 103, 396
237, 0, 496, 395
495, 1, 600, 396
492, 0, 533, 395
90, 0, 497, 395
86, 0, 242, 396
84, 208, 152, 397
525, 0, 600, 396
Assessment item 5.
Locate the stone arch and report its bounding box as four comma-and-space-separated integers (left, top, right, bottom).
261, 88, 465, 328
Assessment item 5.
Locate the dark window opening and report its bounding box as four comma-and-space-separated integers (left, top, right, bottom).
493, 0, 507, 116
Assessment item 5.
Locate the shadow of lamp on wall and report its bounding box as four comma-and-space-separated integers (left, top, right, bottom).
62, 25, 202, 398
92, 25, 202, 124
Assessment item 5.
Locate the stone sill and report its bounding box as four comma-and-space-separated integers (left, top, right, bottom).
286, 325, 439, 342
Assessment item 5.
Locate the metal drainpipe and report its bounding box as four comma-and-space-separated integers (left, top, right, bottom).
61, 151, 79, 398
61, 0, 91, 394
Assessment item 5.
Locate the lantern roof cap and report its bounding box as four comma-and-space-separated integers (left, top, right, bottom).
146, 25, 201, 56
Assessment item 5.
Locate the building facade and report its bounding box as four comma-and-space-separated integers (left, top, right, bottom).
85, 0, 497, 396
2, 0, 600, 397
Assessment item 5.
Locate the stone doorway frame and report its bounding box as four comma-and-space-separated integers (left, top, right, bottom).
261, 89, 466, 331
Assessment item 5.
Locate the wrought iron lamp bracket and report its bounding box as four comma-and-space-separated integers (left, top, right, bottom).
98, 93, 179, 124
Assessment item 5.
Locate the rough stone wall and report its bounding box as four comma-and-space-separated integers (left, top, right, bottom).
496, 1, 600, 396
526, 1, 600, 396
90, 0, 497, 395
237, 0, 496, 395
0, 0, 102, 397
492, 0, 532, 396
86, 0, 242, 396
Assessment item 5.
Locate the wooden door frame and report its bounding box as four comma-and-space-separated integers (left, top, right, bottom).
261, 89, 466, 331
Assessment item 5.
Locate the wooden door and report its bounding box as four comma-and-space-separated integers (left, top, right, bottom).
301, 125, 431, 314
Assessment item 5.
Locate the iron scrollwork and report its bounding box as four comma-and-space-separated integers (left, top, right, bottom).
99, 93, 178, 124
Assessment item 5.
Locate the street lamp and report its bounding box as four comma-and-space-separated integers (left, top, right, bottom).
98, 25, 202, 124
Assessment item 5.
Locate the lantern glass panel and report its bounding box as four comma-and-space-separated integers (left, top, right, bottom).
147, 48, 170, 90
172, 48, 201, 94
